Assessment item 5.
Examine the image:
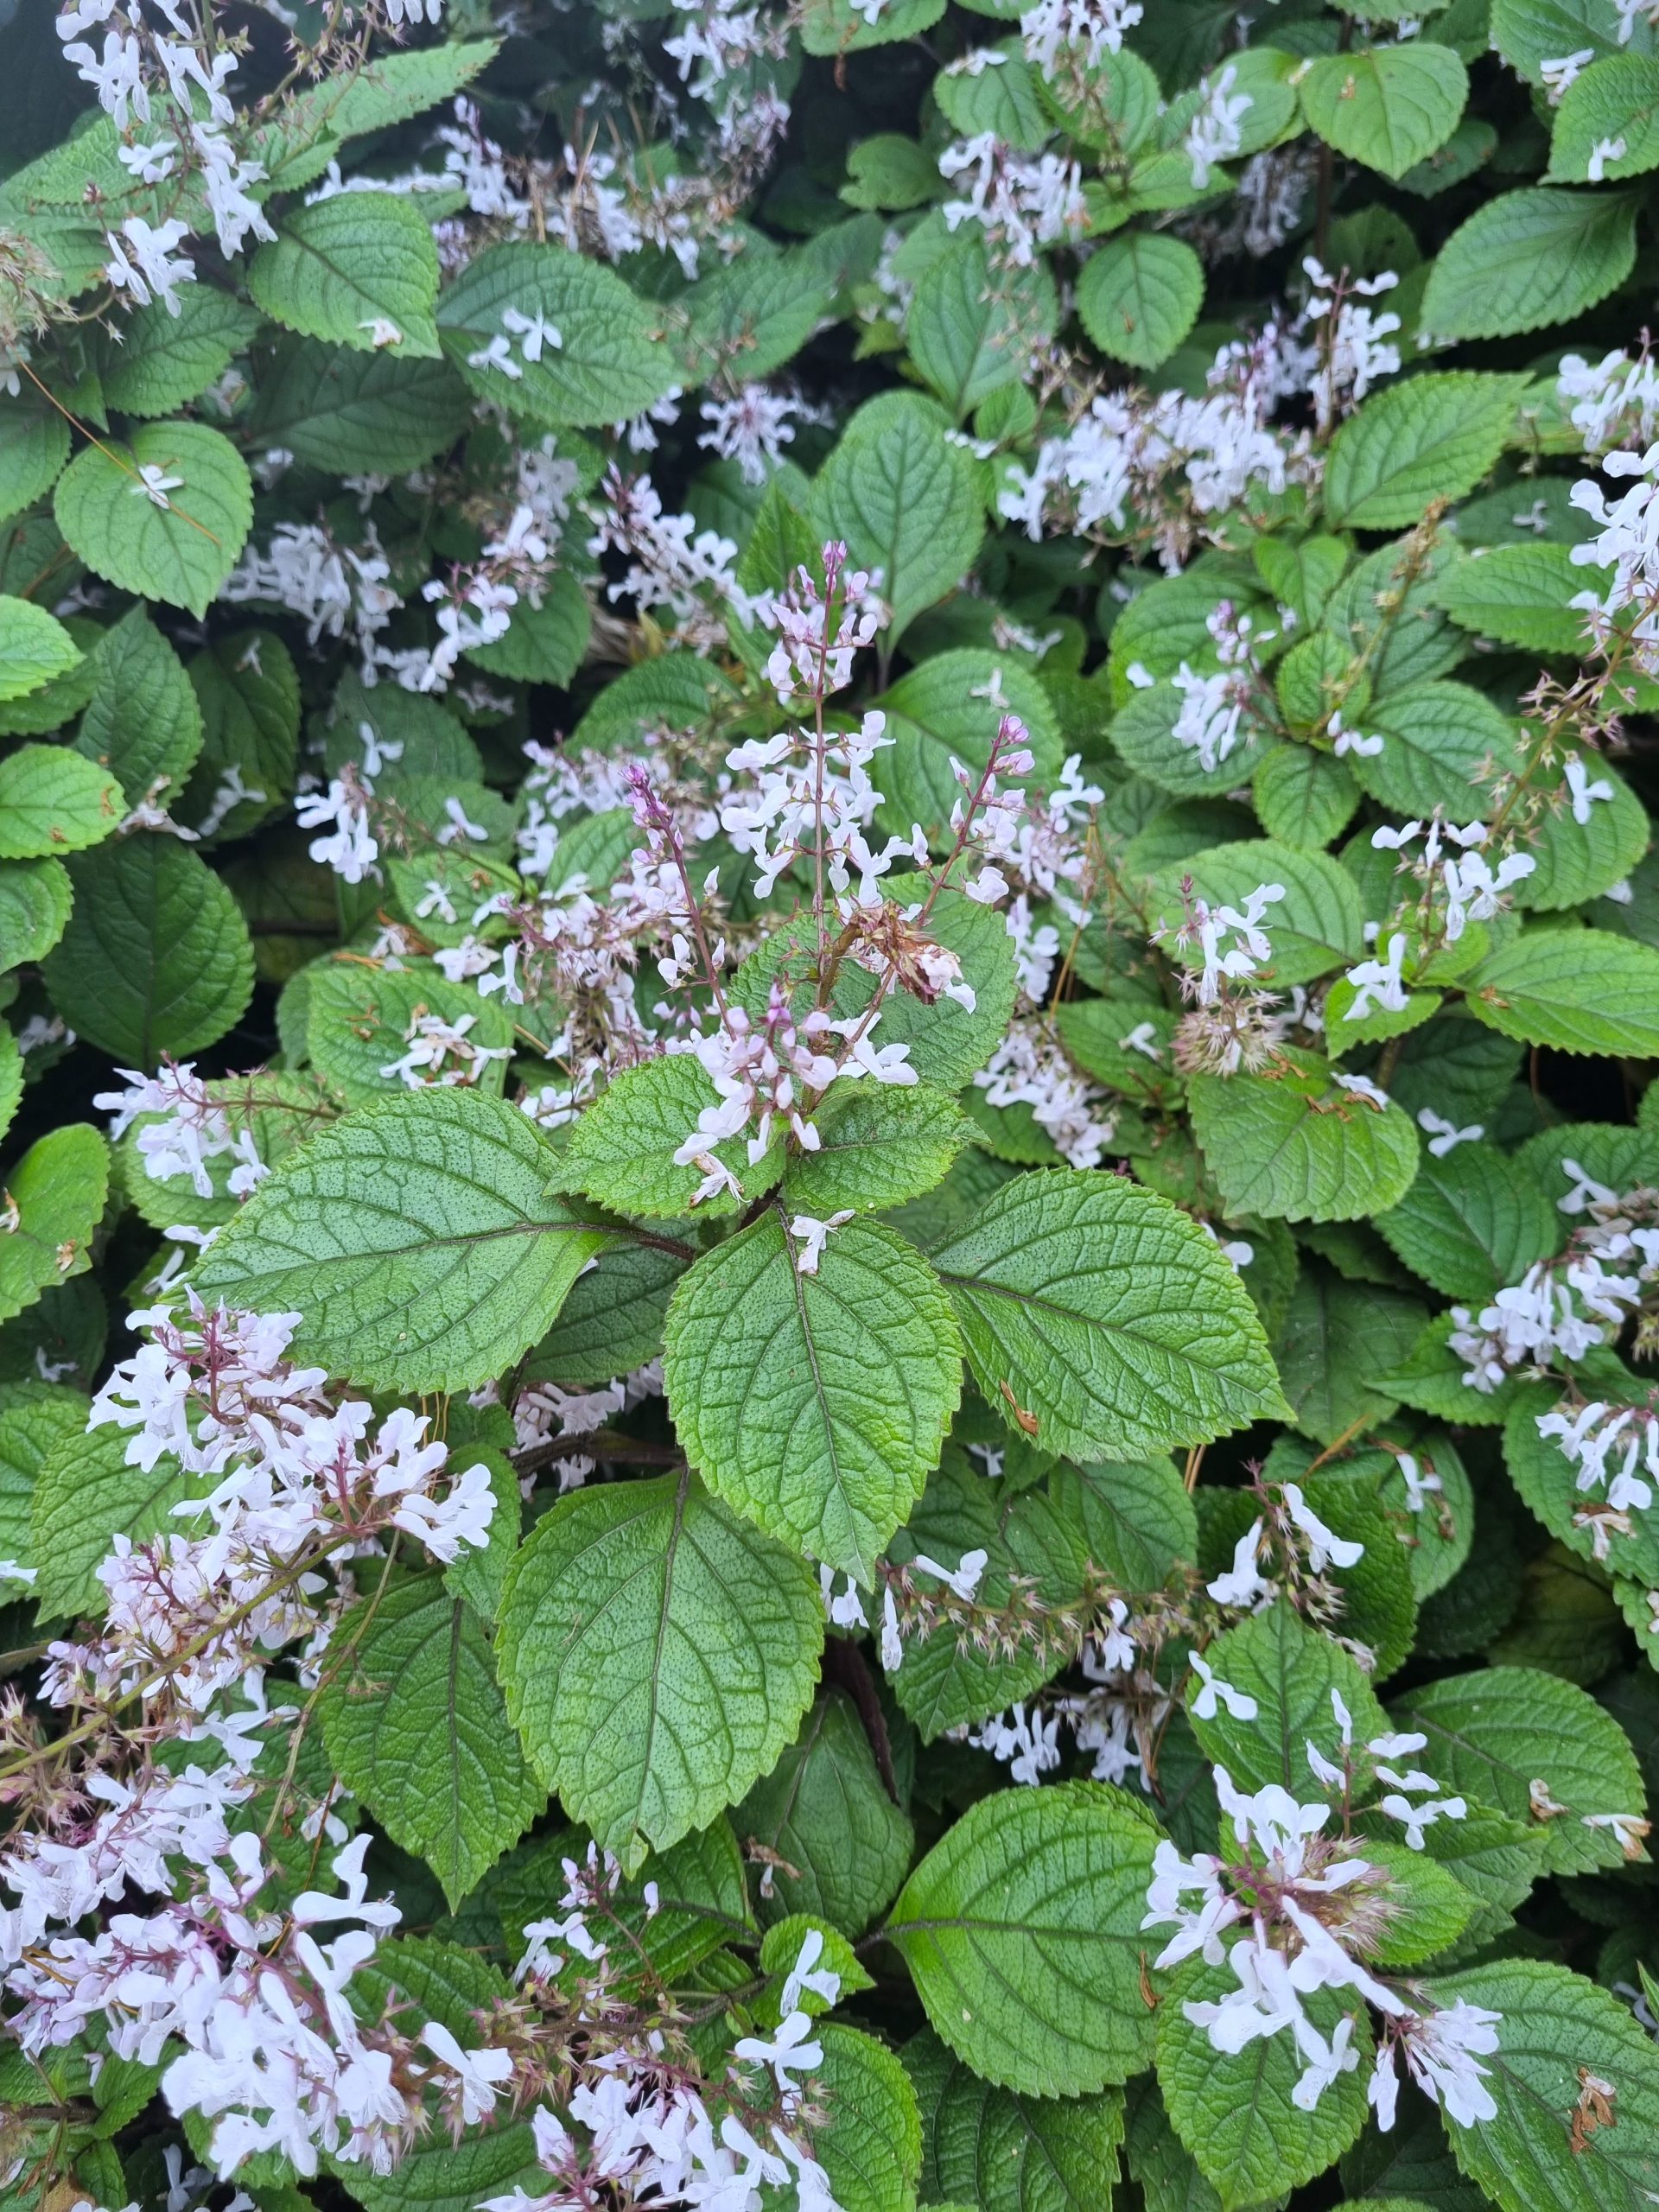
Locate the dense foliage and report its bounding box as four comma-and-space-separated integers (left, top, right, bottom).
10, 0, 1659, 2209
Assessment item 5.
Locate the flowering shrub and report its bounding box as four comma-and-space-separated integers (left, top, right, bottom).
8, 1, 1659, 2209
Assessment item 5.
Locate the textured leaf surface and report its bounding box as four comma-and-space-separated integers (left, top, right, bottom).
812, 2024, 924, 2212
812, 391, 985, 639
0, 857, 72, 971
1077, 232, 1204, 369
250, 190, 441, 356
496, 1469, 823, 1872
1157, 1960, 1370, 2209
1188, 1049, 1420, 1224
54, 422, 252, 617
663, 1210, 962, 1579
1376, 1141, 1560, 1298
783, 1082, 978, 1214
0, 598, 80, 706
1465, 931, 1659, 1057
738, 1688, 914, 1934
29, 1422, 192, 1622
196, 1090, 617, 1393
320, 1574, 543, 1910
907, 2028, 1126, 2212
0, 741, 119, 855
438, 241, 676, 428
560, 1052, 776, 1219
42, 839, 253, 1063
908, 236, 1058, 416
1325, 375, 1518, 528
0, 1126, 107, 1328
99, 287, 264, 418
248, 339, 474, 473
1301, 43, 1468, 177
1421, 187, 1637, 339
1188, 1599, 1389, 1796
887, 1780, 1160, 2096
73, 606, 204, 808
930, 1170, 1288, 1459
1548, 50, 1659, 178
1391, 1666, 1648, 1874
1428, 1957, 1659, 2212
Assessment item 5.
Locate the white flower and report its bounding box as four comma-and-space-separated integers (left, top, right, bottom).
1539, 48, 1594, 102
105, 216, 195, 316
1189, 1649, 1258, 1721
1418, 1108, 1482, 1156
1185, 65, 1253, 188
419, 2023, 513, 2124
1343, 933, 1408, 1021
1335, 1072, 1389, 1110
1283, 1484, 1364, 1572
1207, 1519, 1271, 1609
1565, 756, 1616, 823
910, 1548, 988, 1601
118, 137, 179, 183
131, 463, 183, 509
501, 305, 563, 359
1588, 134, 1629, 181
788, 1211, 855, 1276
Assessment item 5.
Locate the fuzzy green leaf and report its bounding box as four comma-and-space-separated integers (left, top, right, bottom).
1188, 1049, 1420, 1224
438, 241, 677, 429
1325, 374, 1520, 529
54, 422, 251, 618
1421, 188, 1638, 340
319, 1574, 543, 1910
663, 1209, 963, 1580
42, 839, 253, 1063
929, 1169, 1289, 1459
195, 1090, 619, 1394
0, 597, 81, 706
496, 1468, 823, 1872
1465, 930, 1659, 1057
0, 1126, 108, 1328
0, 741, 119, 855
250, 191, 441, 357
1077, 232, 1205, 369
812, 391, 986, 639
887, 1780, 1161, 2097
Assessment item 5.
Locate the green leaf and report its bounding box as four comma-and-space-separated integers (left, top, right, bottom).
1421, 188, 1638, 340
250, 190, 441, 357
0, 1380, 89, 1573
1465, 930, 1659, 1058
0, 595, 79, 709
0, 856, 72, 970
663, 1209, 963, 1580
1376, 1142, 1560, 1299
1157, 1958, 1370, 2210
1188, 1049, 1421, 1224
99, 287, 264, 419
0, 1023, 17, 1150
73, 606, 204, 809
828, 878, 1020, 1092
887, 1779, 1160, 2097
684, 249, 835, 385
812, 392, 986, 639
247, 338, 474, 474
438, 241, 677, 429
908, 236, 1058, 417
251, 40, 500, 193
29, 1421, 192, 1621
812, 2024, 925, 2212
1391, 1666, 1649, 1875
929, 1169, 1289, 1460
783, 1082, 978, 1214
525, 1239, 688, 1387
1505, 1377, 1659, 1585
1427, 1958, 1659, 2212
196, 1090, 620, 1395
1147, 840, 1364, 987
801, 0, 944, 52
1356, 679, 1520, 817
304, 959, 516, 1107
495, 1468, 823, 1872
0, 741, 118, 855
908, 2027, 1126, 2212
0, 1127, 108, 1328
874, 646, 1063, 844
463, 566, 589, 686
559, 1053, 779, 1220
1433, 542, 1600, 653
181, 628, 302, 841
1272, 1267, 1426, 1445
42, 839, 254, 1062
1301, 45, 1469, 180
738, 1688, 915, 1934
1520, 760, 1650, 912
1325, 374, 1520, 529
1252, 744, 1360, 852
1077, 232, 1205, 370
1548, 51, 1659, 178
1188, 1598, 1389, 1796
54, 421, 251, 618
890, 1450, 1070, 1736
0, 392, 70, 527
319, 1574, 543, 1910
